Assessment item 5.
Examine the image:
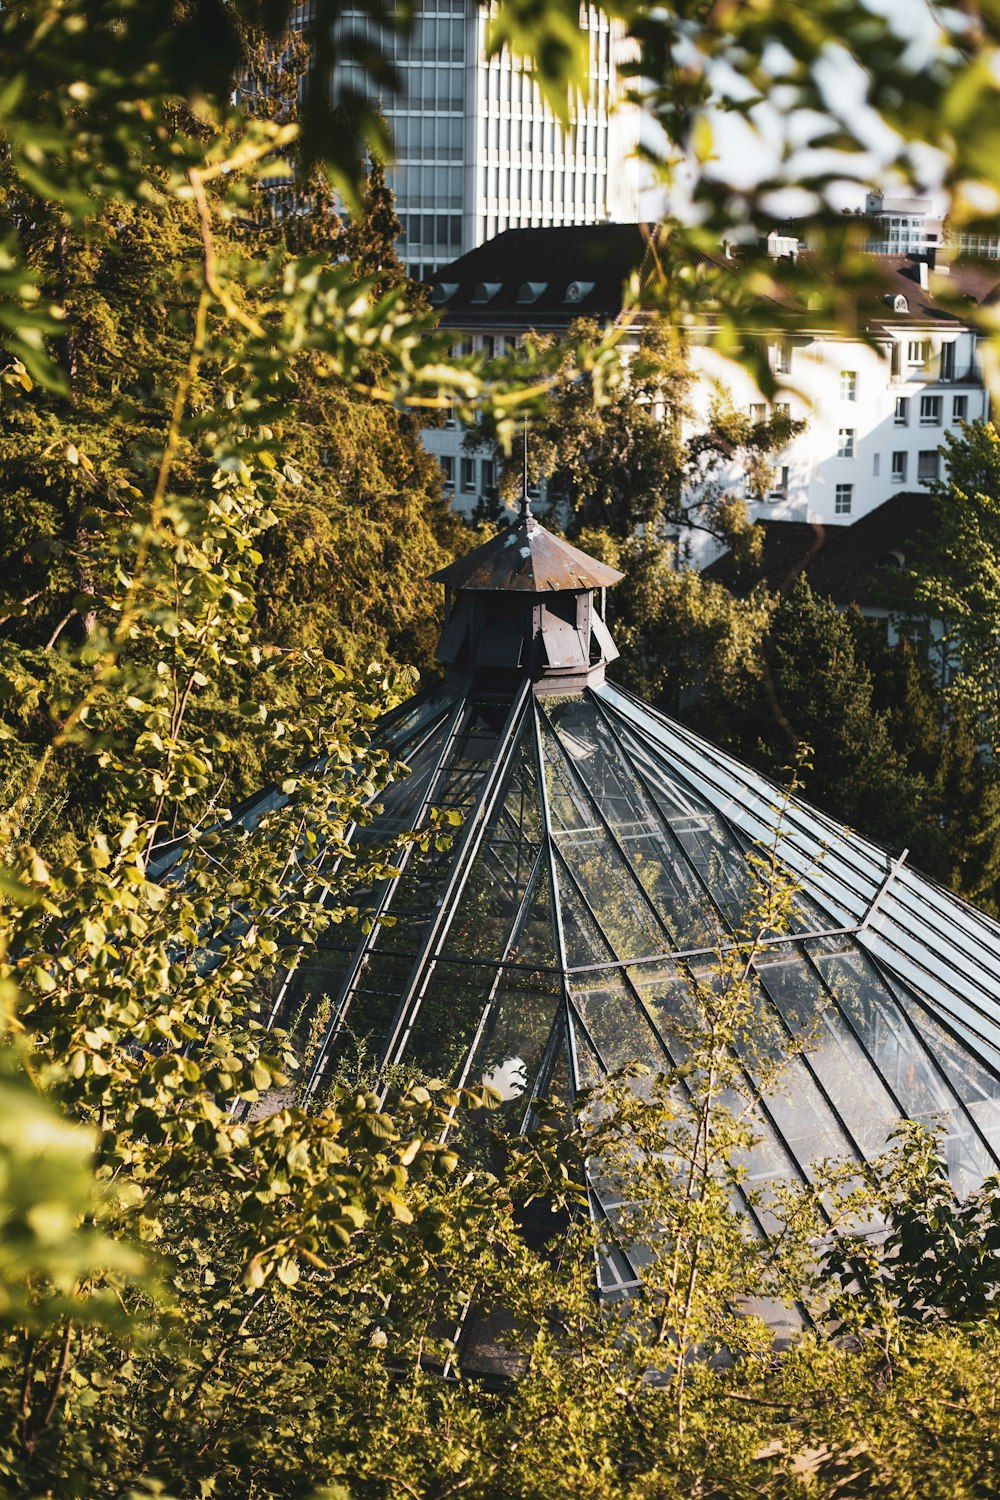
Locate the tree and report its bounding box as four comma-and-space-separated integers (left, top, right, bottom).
577, 527, 773, 713
5, 2, 1000, 1496
0, 150, 460, 851
673, 579, 1000, 913
469, 319, 800, 552
901, 420, 1000, 754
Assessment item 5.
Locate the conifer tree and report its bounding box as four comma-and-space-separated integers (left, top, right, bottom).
900, 420, 1000, 753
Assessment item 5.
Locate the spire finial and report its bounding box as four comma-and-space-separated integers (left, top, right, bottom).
519, 422, 533, 522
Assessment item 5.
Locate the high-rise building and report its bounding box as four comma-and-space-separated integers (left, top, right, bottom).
338, 3, 640, 281
861, 191, 943, 255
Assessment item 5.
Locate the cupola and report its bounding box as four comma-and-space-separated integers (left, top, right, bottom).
430, 497, 623, 695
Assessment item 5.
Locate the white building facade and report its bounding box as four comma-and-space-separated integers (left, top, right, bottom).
689, 314, 988, 537
336, 3, 640, 281
424, 228, 996, 545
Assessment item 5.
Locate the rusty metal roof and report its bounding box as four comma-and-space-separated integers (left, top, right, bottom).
430, 511, 624, 593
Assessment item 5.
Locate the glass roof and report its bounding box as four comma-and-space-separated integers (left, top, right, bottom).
248, 675, 1000, 1295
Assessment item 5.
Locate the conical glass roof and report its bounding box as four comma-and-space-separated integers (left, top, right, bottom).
233, 514, 1000, 1293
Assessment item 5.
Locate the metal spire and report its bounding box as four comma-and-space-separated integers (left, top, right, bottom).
518, 423, 532, 522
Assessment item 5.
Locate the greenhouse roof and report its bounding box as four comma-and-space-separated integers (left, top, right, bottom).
239, 517, 1000, 1311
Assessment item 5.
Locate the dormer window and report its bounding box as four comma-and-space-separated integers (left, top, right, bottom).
471, 281, 502, 305
887, 292, 909, 313
517, 281, 547, 304
564, 280, 595, 304
430, 282, 459, 306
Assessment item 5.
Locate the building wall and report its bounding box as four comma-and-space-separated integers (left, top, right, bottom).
337, 3, 638, 281
860, 193, 943, 255
425, 321, 988, 547
689, 323, 986, 544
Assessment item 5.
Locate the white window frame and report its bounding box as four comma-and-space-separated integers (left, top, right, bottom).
837, 428, 856, 459
840, 370, 857, 402
834, 483, 854, 516
894, 396, 909, 426
891, 451, 907, 483
920, 395, 942, 427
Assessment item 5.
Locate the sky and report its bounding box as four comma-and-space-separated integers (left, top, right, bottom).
633, 0, 959, 227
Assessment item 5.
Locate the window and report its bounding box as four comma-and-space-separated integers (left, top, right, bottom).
907, 339, 930, 366
481, 458, 496, 494
894, 396, 909, 426
940, 341, 956, 380
461, 456, 476, 493
837, 428, 855, 458
481, 335, 495, 359
772, 340, 792, 374
953, 395, 968, 422
749, 403, 767, 423
768, 465, 789, 501
441, 455, 455, 489
774, 401, 791, 419
835, 483, 854, 516
917, 451, 940, 483
840, 370, 857, 401
872, 453, 880, 476
920, 395, 942, 426
891, 451, 907, 482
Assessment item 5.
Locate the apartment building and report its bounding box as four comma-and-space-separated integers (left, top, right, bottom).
425, 225, 997, 547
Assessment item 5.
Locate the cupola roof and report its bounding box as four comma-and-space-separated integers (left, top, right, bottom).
430, 505, 622, 594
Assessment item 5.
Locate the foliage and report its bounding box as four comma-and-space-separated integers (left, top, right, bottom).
680, 576, 1000, 913
825, 1122, 1000, 1331
900, 420, 1000, 755
2, 2, 1000, 1497
469, 319, 800, 550
583, 527, 773, 710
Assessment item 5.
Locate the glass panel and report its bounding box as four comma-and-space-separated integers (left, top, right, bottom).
546, 698, 732, 949
601, 715, 758, 930
407, 850, 559, 1094
541, 720, 667, 963
906, 998, 1000, 1179
322, 948, 419, 1073
369, 700, 510, 956
439, 733, 543, 961
754, 948, 900, 1160
809, 940, 995, 1189
379, 681, 458, 755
